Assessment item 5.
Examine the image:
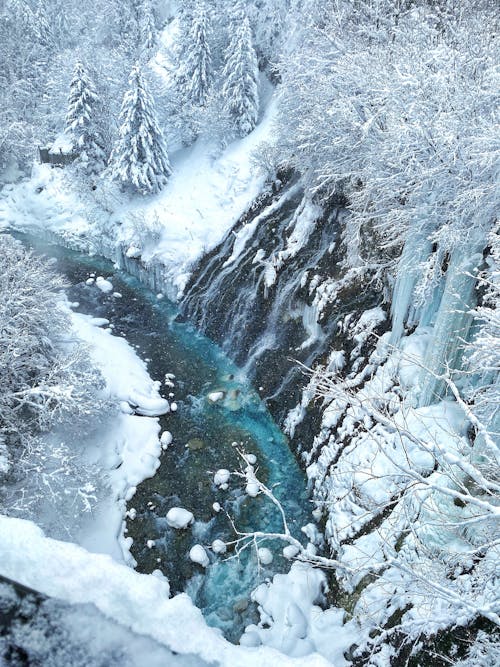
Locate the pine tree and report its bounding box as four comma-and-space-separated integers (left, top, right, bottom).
65, 62, 106, 168
139, 0, 157, 55
109, 65, 171, 194
177, 1, 213, 106
222, 11, 259, 137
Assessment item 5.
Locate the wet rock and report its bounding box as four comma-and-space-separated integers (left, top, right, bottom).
233, 598, 249, 614
186, 438, 204, 451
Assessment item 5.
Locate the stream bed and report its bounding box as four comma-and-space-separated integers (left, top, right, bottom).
18, 234, 310, 640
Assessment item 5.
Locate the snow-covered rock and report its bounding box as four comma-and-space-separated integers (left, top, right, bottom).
214, 469, 230, 486
257, 548, 273, 565
189, 544, 209, 568
283, 545, 300, 560
160, 431, 173, 449
212, 539, 227, 554
207, 391, 225, 403
166, 508, 194, 529
246, 481, 260, 497
95, 276, 114, 293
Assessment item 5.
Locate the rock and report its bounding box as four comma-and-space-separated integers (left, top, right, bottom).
217, 607, 233, 622
186, 438, 204, 451
233, 598, 249, 613
166, 507, 194, 529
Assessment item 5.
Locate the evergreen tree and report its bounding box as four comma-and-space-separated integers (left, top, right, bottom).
139, 0, 157, 56
65, 62, 106, 168
177, 1, 213, 106
222, 11, 259, 137
109, 64, 171, 194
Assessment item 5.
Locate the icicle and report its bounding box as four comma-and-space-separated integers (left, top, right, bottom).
389, 224, 433, 346
418, 248, 484, 407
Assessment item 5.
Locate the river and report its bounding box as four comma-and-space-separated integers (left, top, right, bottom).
16, 233, 310, 641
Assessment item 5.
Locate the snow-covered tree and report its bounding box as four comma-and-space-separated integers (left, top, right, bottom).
0, 235, 103, 449
138, 0, 158, 56
177, 1, 213, 106
221, 10, 259, 137
109, 64, 171, 194
65, 62, 106, 169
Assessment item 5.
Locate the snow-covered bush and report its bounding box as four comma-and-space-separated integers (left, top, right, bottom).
0, 235, 104, 463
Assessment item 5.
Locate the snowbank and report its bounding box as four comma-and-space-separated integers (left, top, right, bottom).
241, 562, 359, 666
70, 313, 167, 563
0, 516, 332, 667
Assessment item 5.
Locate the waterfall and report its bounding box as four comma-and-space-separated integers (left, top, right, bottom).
180, 177, 375, 422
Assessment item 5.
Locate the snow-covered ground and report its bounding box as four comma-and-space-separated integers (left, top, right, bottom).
69, 312, 168, 562
0, 91, 276, 298
0, 515, 332, 667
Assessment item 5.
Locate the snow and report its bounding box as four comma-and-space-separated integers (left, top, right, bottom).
189, 544, 210, 568
66, 312, 167, 563
241, 562, 359, 665
74, 312, 169, 417
166, 507, 194, 529
0, 516, 332, 667
49, 131, 74, 154
126, 245, 142, 258
0, 578, 203, 667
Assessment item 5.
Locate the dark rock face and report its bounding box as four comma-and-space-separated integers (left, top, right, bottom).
180, 173, 383, 431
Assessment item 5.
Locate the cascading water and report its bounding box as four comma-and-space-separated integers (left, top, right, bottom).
181, 176, 382, 424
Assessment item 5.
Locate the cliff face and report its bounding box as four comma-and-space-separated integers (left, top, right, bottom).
180, 171, 386, 430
